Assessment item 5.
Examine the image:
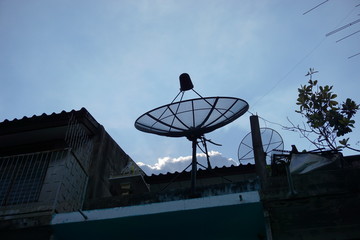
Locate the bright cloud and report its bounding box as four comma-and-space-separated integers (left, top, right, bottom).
137, 151, 238, 175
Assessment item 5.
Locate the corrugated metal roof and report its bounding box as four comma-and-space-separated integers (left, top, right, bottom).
0, 107, 100, 135
1, 107, 88, 123
144, 164, 256, 183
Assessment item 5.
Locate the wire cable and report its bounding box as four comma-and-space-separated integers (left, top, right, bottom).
251, 3, 359, 111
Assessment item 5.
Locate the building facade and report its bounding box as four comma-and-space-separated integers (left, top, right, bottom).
0, 108, 144, 239
3, 108, 358, 239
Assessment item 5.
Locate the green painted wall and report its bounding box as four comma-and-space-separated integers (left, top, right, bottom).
53, 203, 266, 240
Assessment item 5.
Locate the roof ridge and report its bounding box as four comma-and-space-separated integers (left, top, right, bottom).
145, 164, 256, 177
0, 107, 88, 124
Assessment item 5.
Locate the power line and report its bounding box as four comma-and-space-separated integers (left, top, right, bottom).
303, 0, 329, 15
348, 52, 360, 59
247, 111, 294, 132
250, 38, 326, 110
251, 2, 359, 110
336, 29, 360, 42
326, 18, 360, 37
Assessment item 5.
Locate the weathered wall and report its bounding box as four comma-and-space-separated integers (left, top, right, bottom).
84, 125, 135, 201
262, 169, 360, 240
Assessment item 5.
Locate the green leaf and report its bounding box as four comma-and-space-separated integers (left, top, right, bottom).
295, 70, 357, 151
330, 100, 338, 106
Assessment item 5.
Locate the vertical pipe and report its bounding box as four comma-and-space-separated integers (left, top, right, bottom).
202, 138, 212, 169
285, 164, 297, 196
250, 115, 267, 185
191, 139, 197, 194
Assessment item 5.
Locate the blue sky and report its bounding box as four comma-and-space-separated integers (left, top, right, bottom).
1, 0, 359, 174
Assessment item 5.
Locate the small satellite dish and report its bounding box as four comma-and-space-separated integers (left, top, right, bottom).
135, 73, 249, 193
237, 128, 284, 165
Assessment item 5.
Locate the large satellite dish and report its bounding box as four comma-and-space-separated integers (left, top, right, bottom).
135, 73, 249, 193
135, 96, 248, 139
237, 127, 284, 165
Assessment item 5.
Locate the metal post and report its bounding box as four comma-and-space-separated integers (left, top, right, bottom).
285, 164, 297, 197
250, 115, 267, 185
203, 139, 212, 169
191, 139, 197, 194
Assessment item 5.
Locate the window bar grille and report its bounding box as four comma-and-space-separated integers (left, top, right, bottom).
12, 154, 27, 205
21, 153, 33, 205
65, 114, 93, 170
1, 155, 21, 206
67, 123, 75, 149
65, 114, 78, 149
35, 151, 49, 204
0, 152, 50, 207
16, 154, 32, 205
1, 155, 18, 205
0, 156, 9, 205
2, 156, 11, 205
25, 152, 48, 205
78, 127, 87, 155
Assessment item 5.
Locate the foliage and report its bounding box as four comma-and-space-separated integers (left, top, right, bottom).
292, 68, 359, 151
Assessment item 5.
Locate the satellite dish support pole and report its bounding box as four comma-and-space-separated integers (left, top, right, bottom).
191, 138, 197, 194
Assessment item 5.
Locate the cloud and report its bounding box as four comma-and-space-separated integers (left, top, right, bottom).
137, 151, 237, 175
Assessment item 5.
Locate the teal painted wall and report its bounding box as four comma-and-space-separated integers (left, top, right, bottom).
53, 203, 266, 240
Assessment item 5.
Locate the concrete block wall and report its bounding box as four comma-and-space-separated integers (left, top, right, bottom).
37, 150, 68, 211
72, 145, 92, 174
52, 150, 88, 213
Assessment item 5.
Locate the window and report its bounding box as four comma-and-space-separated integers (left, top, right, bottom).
0, 152, 50, 206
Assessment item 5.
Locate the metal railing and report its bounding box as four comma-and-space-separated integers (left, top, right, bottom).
0, 151, 51, 206
65, 114, 93, 172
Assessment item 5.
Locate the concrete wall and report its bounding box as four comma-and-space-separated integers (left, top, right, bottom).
84, 125, 138, 202
262, 168, 360, 239
51, 150, 88, 213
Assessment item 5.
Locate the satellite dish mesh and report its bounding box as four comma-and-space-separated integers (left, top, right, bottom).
135, 97, 248, 139
238, 128, 284, 165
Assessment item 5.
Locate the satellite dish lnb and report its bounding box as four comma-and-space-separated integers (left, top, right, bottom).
179, 73, 194, 91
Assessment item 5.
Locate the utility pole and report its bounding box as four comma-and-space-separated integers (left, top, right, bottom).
250, 115, 267, 185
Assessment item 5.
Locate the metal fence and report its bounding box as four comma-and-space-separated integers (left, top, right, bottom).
65, 114, 93, 172
0, 151, 51, 206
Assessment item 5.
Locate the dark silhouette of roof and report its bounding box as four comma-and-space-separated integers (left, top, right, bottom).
144, 164, 256, 184
0, 107, 99, 135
